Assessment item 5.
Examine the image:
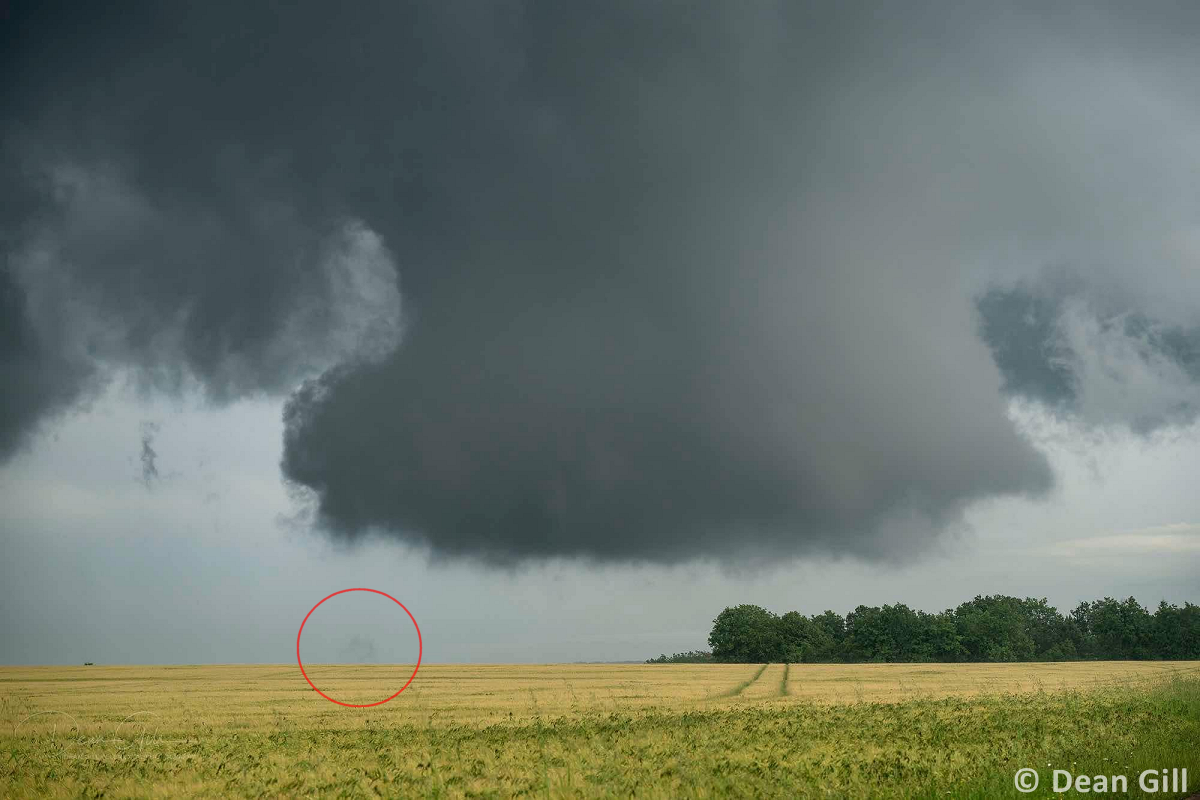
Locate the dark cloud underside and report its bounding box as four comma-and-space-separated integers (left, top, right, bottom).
4, 1, 1200, 561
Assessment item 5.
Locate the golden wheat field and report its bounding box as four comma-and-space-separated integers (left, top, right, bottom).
3, 661, 1200, 798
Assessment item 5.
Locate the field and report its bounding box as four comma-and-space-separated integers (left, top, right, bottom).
3, 661, 1199, 798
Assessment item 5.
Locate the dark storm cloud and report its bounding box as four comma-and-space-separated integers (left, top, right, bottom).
4, 1, 1200, 561
0, 0, 403, 459
977, 284, 1080, 408
0, 259, 98, 458
978, 273, 1200, 433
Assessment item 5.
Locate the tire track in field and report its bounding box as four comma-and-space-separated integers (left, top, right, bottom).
727, 663, 795, 699
741, 664, 789, 700
721, 663, 769, 697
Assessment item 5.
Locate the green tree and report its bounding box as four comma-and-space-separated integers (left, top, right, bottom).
645, 650, 715, 664
953, 595, 1036, 662
808, 610, 846, 662
1074, 597, 1155, 659
708, 605, 783, 663
843, 605, 892, 662
913, 610, 963, 662
1021, 597, 1077, 660
776, 611, 836, 662
844, 604, 950, 662
1152, 602, 1200, 660
700, 595, 1193, 666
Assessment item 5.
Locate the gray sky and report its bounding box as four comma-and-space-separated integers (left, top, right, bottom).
2, 1, 1200, 663
1, 382, 1196, 664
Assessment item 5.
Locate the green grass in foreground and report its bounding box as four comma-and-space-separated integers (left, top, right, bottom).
3, 674, 1198, 798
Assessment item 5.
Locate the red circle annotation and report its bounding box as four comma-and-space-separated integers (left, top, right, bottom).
295, 587, 422, 707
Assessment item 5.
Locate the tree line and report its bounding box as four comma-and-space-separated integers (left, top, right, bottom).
646, 596, 1200, 663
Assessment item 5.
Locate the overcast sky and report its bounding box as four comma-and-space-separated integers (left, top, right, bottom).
3, 1, 1200, 664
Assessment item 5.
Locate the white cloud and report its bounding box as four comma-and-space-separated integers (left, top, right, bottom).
1040, 523, 1200, 557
